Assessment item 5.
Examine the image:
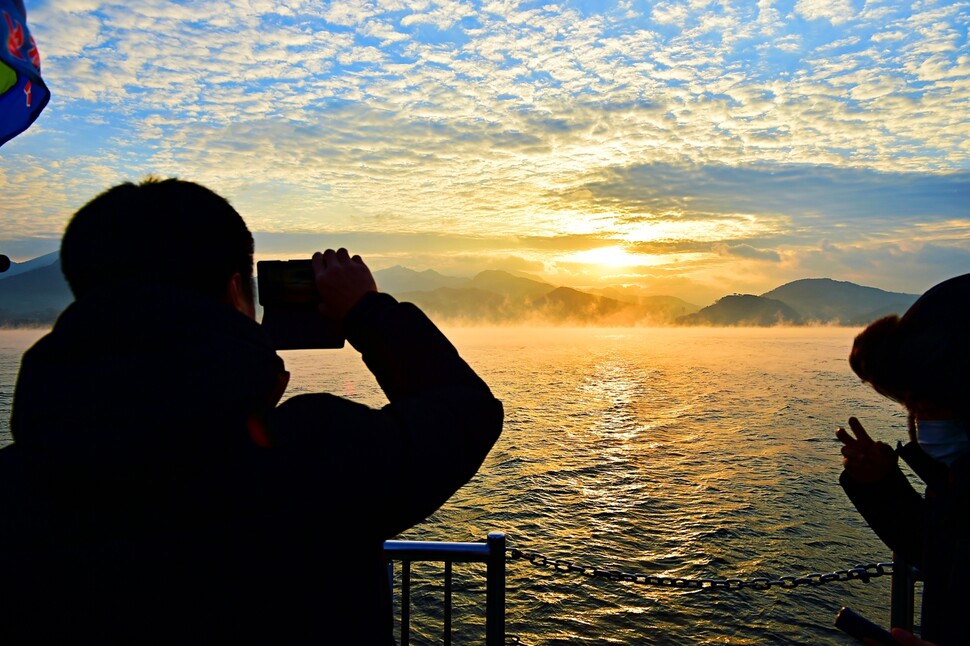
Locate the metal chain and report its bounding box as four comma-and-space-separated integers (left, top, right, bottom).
506, 548, 894, 590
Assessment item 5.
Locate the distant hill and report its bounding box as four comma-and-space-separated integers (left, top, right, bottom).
396, 272, 697, 325
587, 286, 700, 320
677, 294, 802, 326
400, 287, 525, 323
675, 279, 919, 327
467, 270, 554, 299
535, 286, 632, 323
0, 258, 73, 326
0, 251, 59, 281
0, 253, 922, 328
761, 278, 918, 325
373, 265, 467, 293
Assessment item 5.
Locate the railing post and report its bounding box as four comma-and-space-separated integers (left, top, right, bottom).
402, 561, 412, 646
485, 532, 506, 646
890, 552, 915, 632
443, 561, 453, 645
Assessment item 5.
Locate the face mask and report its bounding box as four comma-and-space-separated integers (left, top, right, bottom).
915, 419, 970, 465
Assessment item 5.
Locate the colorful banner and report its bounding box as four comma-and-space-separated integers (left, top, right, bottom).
0, 0, 49, 147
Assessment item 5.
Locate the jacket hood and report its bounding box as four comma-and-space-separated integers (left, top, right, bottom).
11, 284, 286, 478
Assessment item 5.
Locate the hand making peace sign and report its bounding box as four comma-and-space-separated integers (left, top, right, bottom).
835, 416, 898, 484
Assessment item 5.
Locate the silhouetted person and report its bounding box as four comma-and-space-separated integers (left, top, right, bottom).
0, 177, 504, 645
836, 273, 970, 646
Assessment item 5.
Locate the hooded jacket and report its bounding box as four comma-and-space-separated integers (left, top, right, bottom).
0, 285, 503, 645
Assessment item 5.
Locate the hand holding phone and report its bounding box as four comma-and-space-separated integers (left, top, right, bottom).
310, 249, 378, 321
256, 259, 345, 350
835, 607, 897, 644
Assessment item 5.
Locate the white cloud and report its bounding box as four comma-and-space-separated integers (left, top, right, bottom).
871, 30, 906, 43
2, 0, 968, 296
359, 19, 410, 44
29, 5, 103, 59
756, 0, 784, 32
322, 0, 381, 27
400, 1, 475, 30
794, 0, 856, 26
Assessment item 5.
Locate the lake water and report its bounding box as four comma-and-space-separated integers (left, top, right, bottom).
0, 325, 916, 644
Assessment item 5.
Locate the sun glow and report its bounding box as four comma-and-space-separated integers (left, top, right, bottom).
562, 246, 662, 268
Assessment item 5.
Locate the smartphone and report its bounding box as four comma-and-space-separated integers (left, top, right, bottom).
256, 259, 345, 350
835, 607, 897, 644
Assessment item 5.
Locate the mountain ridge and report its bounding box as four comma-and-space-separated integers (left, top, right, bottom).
760, 277, 918, 325
0, 255, 921, 328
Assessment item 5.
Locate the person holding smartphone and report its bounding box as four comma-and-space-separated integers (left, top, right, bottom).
836, 273, 970, 646
0, 177, 504, 644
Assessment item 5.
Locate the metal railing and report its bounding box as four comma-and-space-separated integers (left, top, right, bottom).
384, 532, 506, 646
382, 535, 918, 644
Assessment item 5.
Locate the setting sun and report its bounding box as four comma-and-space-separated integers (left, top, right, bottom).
561, 246, 663, 269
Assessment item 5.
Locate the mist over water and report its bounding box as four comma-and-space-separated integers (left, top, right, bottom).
1, 326, 916, 644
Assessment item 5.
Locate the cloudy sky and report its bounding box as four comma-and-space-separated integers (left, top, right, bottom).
2, 0, 968, 305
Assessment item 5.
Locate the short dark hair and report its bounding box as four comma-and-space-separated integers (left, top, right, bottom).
61, 177, 254, 302
849, 273, 970, 418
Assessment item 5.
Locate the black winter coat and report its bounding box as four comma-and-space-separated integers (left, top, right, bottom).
840, 442, 970, 645
0, 286, 503, 645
